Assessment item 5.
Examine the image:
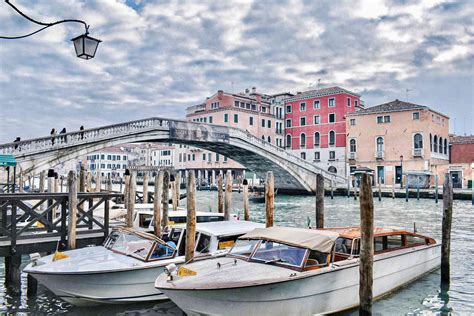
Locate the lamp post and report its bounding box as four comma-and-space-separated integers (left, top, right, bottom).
400, 155, 404, 189
0, 0, 101, 59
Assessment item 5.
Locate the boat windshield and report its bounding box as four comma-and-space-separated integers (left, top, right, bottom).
228, 239, 260, 259
104, 231, 161, 261
251, 240, 307, 268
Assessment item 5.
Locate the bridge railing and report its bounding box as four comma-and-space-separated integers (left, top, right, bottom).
0, 118, 171, 156
228, 128, 346, 183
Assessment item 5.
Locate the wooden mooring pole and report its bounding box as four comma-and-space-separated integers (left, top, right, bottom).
392, 175, 395, 199
107, 174, 113, 192
347, 178, 350, 198
441, 173, 453, 284
435, 175, 439, 204
378, 179, 382, 202
67, 171, 77, 249
330, 176, 334, 200
224, 171, 232, 220
265, 171, 274, 228
154, 171, 163, 236
315, 174, 324, 228
243, 179, 250, 221
217, 173, 223, 214
170, 174, 177, 211
95, 171, 101, 192
359, 172, 374, 315
185, 171, 196, 262
162, 170, 170, 231
175, 171, 181, 208
5, 255, 21, 294
79, 165, 86, 192
127, 172, 136, 227
143, 172, 149, 203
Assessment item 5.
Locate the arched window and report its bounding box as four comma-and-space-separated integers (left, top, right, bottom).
444, 139, 448, 154
267, 136, 271, 143
328, 166, 337, 174
439, 137, 443, 154
286, 135, 291, 148
433, 135, 438, 152
350, 139, 357, 152
414, 133, 423, 149
430, 133, 432, 152
329, 131, 335, 146
261, 135, 265, 140
300, 133, 306, 148
376, 137, 384, 151
314, 132, 320, 147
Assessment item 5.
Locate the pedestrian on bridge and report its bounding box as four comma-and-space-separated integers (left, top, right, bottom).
79, 125, 85, 140
50, 128, 56, 145
60, 128, 67, 144
13, 137, 20, 150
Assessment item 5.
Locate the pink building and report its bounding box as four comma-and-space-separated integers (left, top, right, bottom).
183, 88, 280, 184
284, 86, 362, 177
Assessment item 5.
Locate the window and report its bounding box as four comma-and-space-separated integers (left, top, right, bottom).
216, 153, 220, 161
355, 100, 358, 107
286, 105, 292, 113
433, 135, 438, 152
350, 139, 356, 152
246, 103, 250, 109
196, 233, 211, 253
117, 156, 121, 161
261, 119, 265, 127
224, 114, 228, 123
413, 112, 420, 120
286, 119, 292, 128
384, 115, 391, 123
444, 139, 447, 155
329, 131, 335, 146
377, 116, 383, 124
286, 135, 292, 148
267, 120, 271, 128
300, 117, 306, 126
350, 118, 356, 126
328, 113, 335, 123
101, 154, 105, 159
234, 101, 239, 107
211, 102, 220, 109
314, 100, 320, 109
262, 135, 265, 140
329, 151, 335, 160
328, 98, 335, 107
301, 152, 306, 160
267, 136, 271, 143
202, 153, 206, 161
234, 114, 238, 123
300, 102, 306, 111
347, 98, 351, 107
314, 115, 320, 124
192, 154, 195, 161
300, 133, 306, 148
249, 116, 254, 125
224, 156, 228, 162
314, 132, 320, 147
251, 104, 257, 111
439, 137, 443, 154
414, 133, 423, 149
376, 137, 384, 152
430, 134, 433, 152
209, 116, 213, 123
314, 151, 320, 161
261, 106, 267, 113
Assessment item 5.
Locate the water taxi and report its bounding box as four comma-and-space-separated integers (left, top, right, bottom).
23, 221, 263, 306
155, 226, 441, 315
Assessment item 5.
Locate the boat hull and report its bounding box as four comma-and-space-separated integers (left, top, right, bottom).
160, 244, 441, 315
31, 265, 167, 306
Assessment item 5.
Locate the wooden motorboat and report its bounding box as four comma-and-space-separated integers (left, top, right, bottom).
23, 221, 264, 306
155, 226, 441, 315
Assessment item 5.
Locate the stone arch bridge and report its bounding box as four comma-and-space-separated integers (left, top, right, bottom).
0, 118, 346, 191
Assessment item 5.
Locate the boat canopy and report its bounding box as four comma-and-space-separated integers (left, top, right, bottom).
0, 154, 16, 167
240, 227, 339, 253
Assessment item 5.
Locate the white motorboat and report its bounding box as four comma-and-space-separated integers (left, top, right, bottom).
23, 221, 264, 306
155, 226, 441, 315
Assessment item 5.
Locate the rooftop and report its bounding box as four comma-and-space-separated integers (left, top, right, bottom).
449, 135, 474, 144
285, 86, 360, 102
349, 99, 448, 118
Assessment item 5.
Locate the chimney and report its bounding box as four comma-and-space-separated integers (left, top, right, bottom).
217, 90, 224, 100
245, 88, 249, 94
252, 87, 256, 94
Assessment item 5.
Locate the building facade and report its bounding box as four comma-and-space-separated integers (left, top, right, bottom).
85, 146, 134, 178
346, 100, 450, 186
449, 135, 474, 188
284, 86, 362, 178
268, 92, 293, 148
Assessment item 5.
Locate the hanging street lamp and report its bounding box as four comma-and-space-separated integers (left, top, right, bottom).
0, 0, 101, 59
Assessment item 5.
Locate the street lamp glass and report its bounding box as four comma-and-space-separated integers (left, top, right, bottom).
71, 34, 101, 59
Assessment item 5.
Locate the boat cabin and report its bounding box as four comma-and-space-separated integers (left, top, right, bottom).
104, 221, 265, 262
227, 226, 437, 272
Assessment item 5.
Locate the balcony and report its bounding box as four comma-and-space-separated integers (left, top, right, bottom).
349, 152, 357, 160
412, 148, 424, 157
375, 150, 384, 159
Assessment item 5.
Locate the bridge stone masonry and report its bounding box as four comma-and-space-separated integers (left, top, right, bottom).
0, 117, 346, 191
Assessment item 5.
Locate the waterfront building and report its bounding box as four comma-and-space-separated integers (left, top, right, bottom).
449, 135, 474, 188
346, 99, 450, 186
268, 92, 294, 148
184, 87, 281, 184
284, 86, 363, 178
85, 146, 134, 178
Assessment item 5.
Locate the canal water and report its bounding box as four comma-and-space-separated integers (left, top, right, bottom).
1, 191, 473, 315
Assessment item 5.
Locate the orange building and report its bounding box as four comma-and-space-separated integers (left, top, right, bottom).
346, 100, 450, 187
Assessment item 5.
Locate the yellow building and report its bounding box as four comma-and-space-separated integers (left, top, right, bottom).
346, 100, 450, 187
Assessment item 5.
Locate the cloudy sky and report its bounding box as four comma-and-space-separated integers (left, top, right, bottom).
0, 0, 472, 143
